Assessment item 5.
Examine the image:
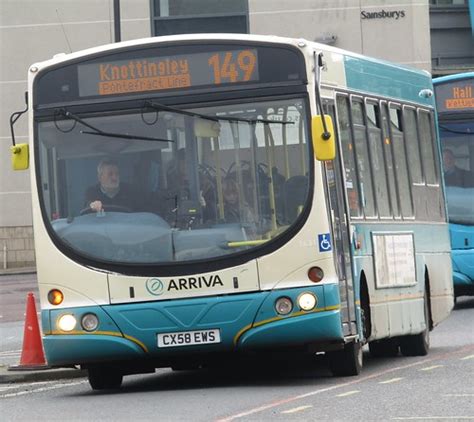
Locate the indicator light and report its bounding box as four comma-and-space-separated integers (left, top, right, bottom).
48, 289, 64, 305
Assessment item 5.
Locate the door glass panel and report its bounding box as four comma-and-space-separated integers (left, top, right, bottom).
336, 96, 361, 217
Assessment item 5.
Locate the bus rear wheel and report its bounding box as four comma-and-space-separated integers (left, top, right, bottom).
400, 290, 430, 357
328, 341, 362, 376
369, 338, 399, 358
88, 366, 123, 390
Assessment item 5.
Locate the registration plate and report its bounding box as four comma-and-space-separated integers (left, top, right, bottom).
157, 329, 221, 348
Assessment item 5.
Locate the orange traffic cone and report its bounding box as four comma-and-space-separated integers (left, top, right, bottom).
8, 292, 49, 371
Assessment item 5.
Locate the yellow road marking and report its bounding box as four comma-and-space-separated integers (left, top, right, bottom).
420, 365, 443, 371
461, 354, 474, 360
336, 390, 360, 397
281, 405, 313, 414
379, 377, 403, 384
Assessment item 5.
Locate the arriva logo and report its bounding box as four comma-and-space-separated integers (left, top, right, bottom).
146, 278, 164, 296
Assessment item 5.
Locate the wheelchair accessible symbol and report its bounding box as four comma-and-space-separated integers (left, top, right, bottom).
318, 233, 332, 252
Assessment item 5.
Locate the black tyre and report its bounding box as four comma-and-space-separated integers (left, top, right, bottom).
400, 290, 430, 357
369, 338, 399, 358
328, 341, 363, 376
88, 366, 123, 390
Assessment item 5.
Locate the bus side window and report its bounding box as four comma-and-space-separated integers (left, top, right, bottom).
351, 99, 376, 218
418, 110, 438, 185
381, 103, 400, 218
336, 95, 361, 217
366, 101, 391, 218
403, 107, 423, 184
390, 105, 413, 218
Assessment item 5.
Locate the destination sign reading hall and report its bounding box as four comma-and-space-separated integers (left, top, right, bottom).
78, 49, 259, 97
435, 80, 474, 113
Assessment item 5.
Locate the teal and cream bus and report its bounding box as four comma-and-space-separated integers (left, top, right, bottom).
10, 34, 453, 390
433, 72, 474, 301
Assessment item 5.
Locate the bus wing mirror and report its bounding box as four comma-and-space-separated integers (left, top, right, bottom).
311, 115, 335, 161
10, 143, 29, 170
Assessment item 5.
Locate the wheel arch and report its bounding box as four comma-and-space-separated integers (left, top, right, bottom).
358, 270, 371, 341
424, 265, 434, 331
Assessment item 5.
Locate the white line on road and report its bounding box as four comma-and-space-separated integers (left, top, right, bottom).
215, 345, 474, 422
0, 380, 87, 398
0, 381, 51, 391
419, 365, 443, 371
442, 394, 474, 397
392, 417, 474, 420
336, 390, 360, 397
379, 377, 403, 384
281, 405, 313, 414
0, 350, 21, 356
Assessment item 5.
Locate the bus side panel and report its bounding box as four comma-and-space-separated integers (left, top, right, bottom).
420, 253, 454, 327
352, 223, 452, 341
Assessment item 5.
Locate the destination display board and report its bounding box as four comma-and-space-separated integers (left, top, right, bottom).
35, 43, 306, 106
78, 49, 259, 97
435, 79, 474, 113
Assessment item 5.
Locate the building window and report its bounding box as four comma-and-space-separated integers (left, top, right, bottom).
151, 0, 249, 37
429, 0, 467, 5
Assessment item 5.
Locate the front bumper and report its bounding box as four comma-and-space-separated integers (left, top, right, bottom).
43, 284, 343, 366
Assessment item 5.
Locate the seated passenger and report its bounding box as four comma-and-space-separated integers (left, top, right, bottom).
165, 149, 217, 223
222, 178, 256, 227
84, 158, 140, 213
443, 149, 472, 188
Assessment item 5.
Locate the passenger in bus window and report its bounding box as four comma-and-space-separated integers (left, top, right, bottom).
442, 149, 472, 187
84, 158, 140, 213
222, 177, 256, 227
165, 148, 217, 223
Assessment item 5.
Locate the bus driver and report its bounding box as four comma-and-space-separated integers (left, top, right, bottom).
85, 158, 139, 213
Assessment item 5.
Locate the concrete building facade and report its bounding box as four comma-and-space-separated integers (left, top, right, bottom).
0, 0, 464, 269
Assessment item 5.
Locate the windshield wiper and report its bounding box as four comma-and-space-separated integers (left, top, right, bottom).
56, 109, 174, 143
144, 101, 294, 126
439, 124, 472, 135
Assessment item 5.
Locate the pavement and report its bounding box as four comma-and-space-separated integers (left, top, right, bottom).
0, 266, 88, 384
0, 365, 87, 384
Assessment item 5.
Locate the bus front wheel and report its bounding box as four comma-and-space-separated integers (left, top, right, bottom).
88, 366, 123, 390
328, 340, 363, 376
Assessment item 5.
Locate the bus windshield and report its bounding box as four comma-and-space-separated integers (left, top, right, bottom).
37, 97, 310, 264
440, 120, 474, 226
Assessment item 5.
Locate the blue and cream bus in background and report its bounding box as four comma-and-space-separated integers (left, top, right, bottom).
434, 72, 474, 301
10, 34, 453, 390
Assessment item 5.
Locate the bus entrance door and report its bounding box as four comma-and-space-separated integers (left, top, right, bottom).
324, 104, 357, 337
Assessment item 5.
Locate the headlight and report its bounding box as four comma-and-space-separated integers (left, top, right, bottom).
81, 313, 99, 332
57, 314, 76, 332
275, 297, 293, 315
298, 292, 317, 311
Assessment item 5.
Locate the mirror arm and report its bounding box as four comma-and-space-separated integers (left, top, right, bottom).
10, 92, 29, 147
313, 52, 331, 140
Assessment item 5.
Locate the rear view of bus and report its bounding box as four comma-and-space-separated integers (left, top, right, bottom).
434, 73, 474, 300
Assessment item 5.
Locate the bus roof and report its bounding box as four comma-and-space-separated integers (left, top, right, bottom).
433, 72, 474, 85
31, 33, 434, 107
35, 32, 430, 79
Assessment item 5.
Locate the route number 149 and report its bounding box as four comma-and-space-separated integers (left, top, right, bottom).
208, 50, 257, 84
